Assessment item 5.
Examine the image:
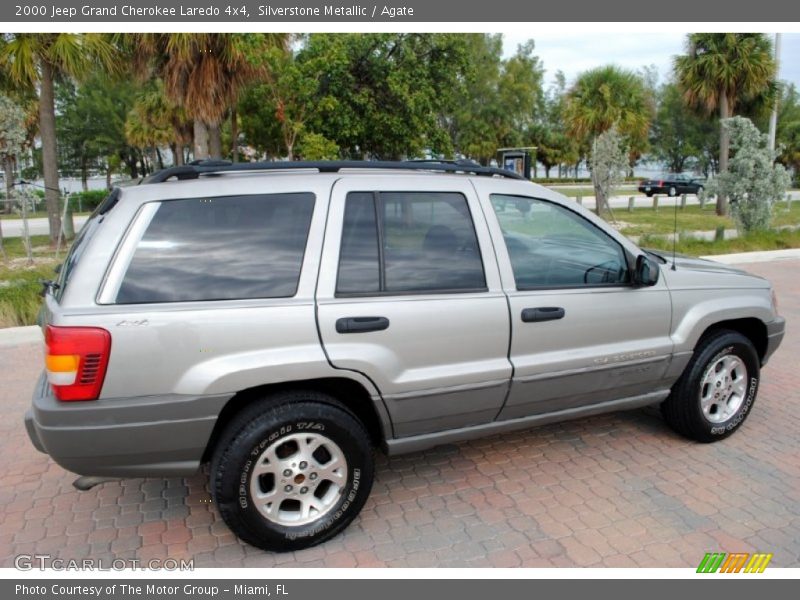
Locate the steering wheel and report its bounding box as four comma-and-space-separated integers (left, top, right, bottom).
584, 260, 622, 284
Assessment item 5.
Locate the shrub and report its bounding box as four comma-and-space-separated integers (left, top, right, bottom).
706, 116, 791, 233
68, 189, 108, 212
0, 268, 48, 327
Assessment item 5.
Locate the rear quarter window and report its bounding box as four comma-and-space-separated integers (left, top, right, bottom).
54, 188, 121, 301
114, 193, 315, 304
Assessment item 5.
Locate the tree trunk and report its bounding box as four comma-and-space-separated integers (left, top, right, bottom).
193, 120, 209, 161
62, 195, 75, 240
39, 60, 62, 245
81, 157, 88, 192
156, 147, 164, 170
106, 166, 112, 190
3, 156, 13, 215
208, 123, 222, 159
717, 90, 731, 217
0, 157, 12, 258
231, 107, 239, 163
173, 143, 185, 166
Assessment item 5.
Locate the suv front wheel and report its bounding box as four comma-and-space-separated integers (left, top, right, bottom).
661, 330, 760, 442
211, 392, 374, 552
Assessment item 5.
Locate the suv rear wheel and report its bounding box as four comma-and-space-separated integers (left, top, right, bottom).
661, 330, 760, 442
211, 392, 374, 552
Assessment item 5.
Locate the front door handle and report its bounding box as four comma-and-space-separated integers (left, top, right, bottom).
521, 307, 565, 323
336, 316, 390, 334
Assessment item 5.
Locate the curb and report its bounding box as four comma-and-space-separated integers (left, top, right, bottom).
700, 248, 800, 265
1, 249, 798, 344
0, 325, 41, 347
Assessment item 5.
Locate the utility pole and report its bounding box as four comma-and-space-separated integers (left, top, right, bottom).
768, 33, 781, 153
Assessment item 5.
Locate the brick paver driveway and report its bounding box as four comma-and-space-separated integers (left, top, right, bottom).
1, 260, 798, 568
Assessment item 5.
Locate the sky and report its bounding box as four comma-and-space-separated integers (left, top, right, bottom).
502, 32, 800, 90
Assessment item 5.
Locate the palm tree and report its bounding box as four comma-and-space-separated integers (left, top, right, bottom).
564, 66, 653, 157
128, 81, 193, 166
563, 66, 654, 213
0, 34, 118, 244
674, 33, 778, 215
127, 33, 287, 161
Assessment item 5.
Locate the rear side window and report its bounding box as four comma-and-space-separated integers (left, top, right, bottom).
115, 193, 315, 304
336, 191, 486, 294
54, 188, 121, 301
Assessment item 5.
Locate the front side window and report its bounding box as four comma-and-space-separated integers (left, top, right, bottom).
490, 194, 629, 289
337, 191, 486, 294
116, 193, 315, 303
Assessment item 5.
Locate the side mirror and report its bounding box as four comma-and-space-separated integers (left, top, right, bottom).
634, 255, 660, 286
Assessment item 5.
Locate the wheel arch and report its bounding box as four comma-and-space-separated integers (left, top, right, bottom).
697, 317, 768, 364
201, 377, 391, 463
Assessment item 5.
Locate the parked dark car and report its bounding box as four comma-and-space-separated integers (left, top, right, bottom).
638, 174, 705, 197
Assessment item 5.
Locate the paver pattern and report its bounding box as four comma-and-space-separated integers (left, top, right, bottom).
1, 260, 798, 568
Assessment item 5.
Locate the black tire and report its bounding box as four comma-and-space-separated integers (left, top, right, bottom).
211, 391, 374, 552
661, 330, 760, 443
645, 191, 654, 197
668, 186, 677, 197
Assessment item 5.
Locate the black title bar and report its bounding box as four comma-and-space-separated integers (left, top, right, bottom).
3, 0, 800, 22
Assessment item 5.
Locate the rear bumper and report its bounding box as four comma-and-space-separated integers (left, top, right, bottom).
763, 316, 786, 366
24, 371, 231, 477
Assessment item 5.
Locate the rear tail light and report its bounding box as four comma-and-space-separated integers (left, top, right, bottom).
45, 325, 111, 401
658, 180, 664, 186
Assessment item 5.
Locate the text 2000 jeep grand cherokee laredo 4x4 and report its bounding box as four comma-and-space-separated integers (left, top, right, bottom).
25, 160, 785, 552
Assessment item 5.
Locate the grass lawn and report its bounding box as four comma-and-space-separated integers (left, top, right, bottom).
0, 236, 63, 328
638, 229, 800, 256
607, 201, 800, 235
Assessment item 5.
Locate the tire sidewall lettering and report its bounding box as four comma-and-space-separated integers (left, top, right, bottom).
702, 345, 758, 435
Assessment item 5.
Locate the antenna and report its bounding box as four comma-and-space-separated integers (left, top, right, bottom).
671, 193, 679, 271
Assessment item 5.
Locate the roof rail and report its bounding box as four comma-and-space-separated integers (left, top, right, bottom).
141, 159, 527, 184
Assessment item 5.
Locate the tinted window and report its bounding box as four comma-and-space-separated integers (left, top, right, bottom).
336, 192, 380, 294
116, 193, 315, 303
337, 191, 486, 294
55, 189, 120, 301
490, 194, 629, 288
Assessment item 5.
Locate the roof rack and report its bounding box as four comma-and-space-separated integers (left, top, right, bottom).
141, 159, 527, 184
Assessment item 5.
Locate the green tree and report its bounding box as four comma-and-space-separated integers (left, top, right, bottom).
125, 80, 192, 173
674, 33, 778, 215
127, 33, 286, 160
0, 94, 27, 258
296, 132, 340, 160
532, 71, 579, 178
56, 73, 136, 190
774, 83, 800, 179
303, 33, 470, 159
446, 34, 504, 163
0, 33, 119, 243
448, 35, 544, 165
242, 42, 338, 159
650, 81, 717, 174
706, 116, 791, 233
563, 65, 654, 167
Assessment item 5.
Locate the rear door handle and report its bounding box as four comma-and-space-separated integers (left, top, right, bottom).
335, 316, 390, 334
521, 307, 565, 323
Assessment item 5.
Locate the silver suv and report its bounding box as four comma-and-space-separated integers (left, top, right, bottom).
25, 161, 785, 552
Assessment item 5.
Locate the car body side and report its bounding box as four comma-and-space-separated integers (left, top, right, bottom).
25, 172, 784, 478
